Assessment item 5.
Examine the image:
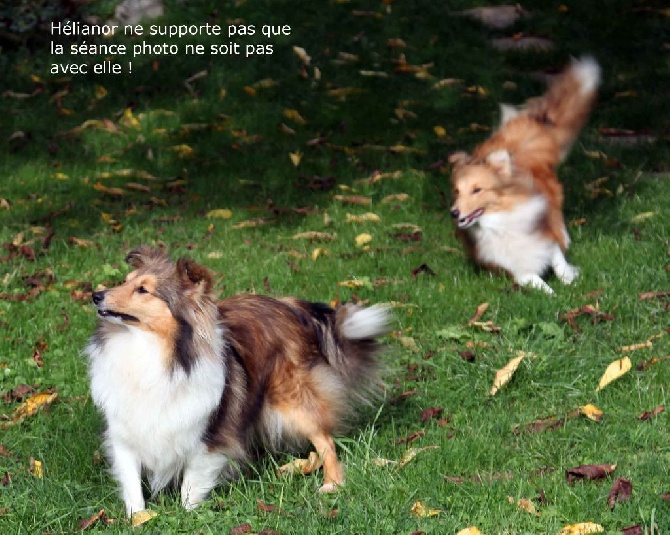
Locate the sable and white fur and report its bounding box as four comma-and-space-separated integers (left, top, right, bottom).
449, 56, 600, 294
86, 246, 389, 516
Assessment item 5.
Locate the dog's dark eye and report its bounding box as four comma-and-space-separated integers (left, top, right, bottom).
472, 187, 481, 194
136, 286, 148, 294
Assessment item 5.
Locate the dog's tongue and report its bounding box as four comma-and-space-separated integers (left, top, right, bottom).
464, 208, 484, 226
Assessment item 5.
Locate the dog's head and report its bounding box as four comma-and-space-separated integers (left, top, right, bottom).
92, 246, 215, 333
448, 149, 514, 229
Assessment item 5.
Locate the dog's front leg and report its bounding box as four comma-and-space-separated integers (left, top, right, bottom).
108, 439, 145, 516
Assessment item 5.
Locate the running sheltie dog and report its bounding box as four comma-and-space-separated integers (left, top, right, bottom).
449, 56, 601, 294
86, 246, 389, 516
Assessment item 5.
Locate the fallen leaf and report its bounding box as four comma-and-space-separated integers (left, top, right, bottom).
629, 211, 657, 223
338, 278, 372, 290
206, 208, 233, 220
508, 496, 540, 516
29, 458, 43, 478
621, 526, 644, 535
619, 341, 653, 352
409, 501, 442, 518
421, 407, 443, 423
456, 528, 484, 535
292, 231, 336, 242
130, 509, 158, 528
607, 477, 632, 509
293, 45, 311, 64
566, 464, 616, 483
170, 144, 195, 158
639, 290, 670, 300
467, 302, 489, 325
595, 357, 632, 392
580, 403, 604, 422
277, 451, 323, 476
289, 150, 302, 167
1, 391, 59, 429
381, 193, 410, 204
311, 248, 328, 261
454, 5, 527, 28
512, 415, 563, 435
396, 446, 438, 469
345, 212, 381, 223
78, 509, 112, 531
283, 108, 307, 125
557, 523, 604, 535
491, 36, 554, 51
333, 194, 372, 206
93, 182, 125, 196
490, 354, 525, 396
355, 233, 373, 247
638, 405, 665, 420
232, 217, 273, 229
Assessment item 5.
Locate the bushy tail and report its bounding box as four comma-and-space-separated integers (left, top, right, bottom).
525, 56, 601, 159
327, 303, 391, 401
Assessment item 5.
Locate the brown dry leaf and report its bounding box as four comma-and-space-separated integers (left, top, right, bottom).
638, 405, 665, 420
467, 302, 489, 325
78, 509, 112, 531
421, 407, 443, 423
490, 354, 525, 396
636, 355, 670, 371
607, 477, 632, 509
1, 391, 59, 429
326, 87, 365, 99
292, 231, 336, 242
232, 217, 273, 229
170, 144, 195, 158
130, 509, 158, 528
277, 451, 323, 476
333, 194, 372, 206
558, 523, 604, 535
125, 182, 151, 193
560, 304, 615, 331
639, 290, 670, 300
409, 500, 442, 518
512, 415, 563, 435
621, 526, 644, 535
566, 463, 616, 484
595, 357, 632, 392
381, 193, 410, 204
93, 182, 125, 196
619, 341, 653, 352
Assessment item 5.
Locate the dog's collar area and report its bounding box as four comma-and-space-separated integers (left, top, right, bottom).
97, 309, 140, 322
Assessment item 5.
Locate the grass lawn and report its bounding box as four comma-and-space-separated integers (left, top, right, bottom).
1, 0, 668, 533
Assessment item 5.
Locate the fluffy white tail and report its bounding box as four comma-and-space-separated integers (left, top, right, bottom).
339, 305, 390, 340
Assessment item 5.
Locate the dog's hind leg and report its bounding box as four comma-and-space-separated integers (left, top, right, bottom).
180, 444, 230, 510
551, 243, 580, 285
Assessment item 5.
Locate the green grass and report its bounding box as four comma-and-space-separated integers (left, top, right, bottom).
1, 0, 669, 533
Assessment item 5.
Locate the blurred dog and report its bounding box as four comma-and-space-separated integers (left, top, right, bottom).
449, 56, 600, 294
86, 246, 389, 515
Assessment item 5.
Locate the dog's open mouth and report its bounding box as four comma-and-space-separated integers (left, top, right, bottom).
458, 208, 484, 228
97, 309, 140, 322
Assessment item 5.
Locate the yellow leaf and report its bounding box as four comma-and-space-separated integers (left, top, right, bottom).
409, 500, 442, 518
397, 446, 439, 470
289, 150, 303, 167
292, 231, 336, 241
311, 248, 329, 261
96, 155, 116, 163
0, 392, 59, 429
558, 522, 604, 535
333, 194, 372, 206
580, 403, 604, 422
170, 144, 195, 158
433, 125, 447, 138
629, 211, 656, 223
69, 237, 94, 248
355, 233, 373, 247
508, 496, 540, 516
51, 172, 69, 180
337, 279, 370, 289
219, 88, 227, 99
232, 217, 271, 229
94, 85, 108, 99
93, 181, 125, 196
345, 212, 381, 223
206, 208, 233, 220
130, 510, 158, 528
251, 78, 279, 89
327, 87, 364, 99
125, 182, 151, 193
206, 251, 224, 259
619, 341, 653, 352
596, 356, 632, 392
30, 458, 43, 478
243, 86, 256, 96
283, 108, 307, 125
277, 451, 323, 476
456, 528, 484, 535
490, 354, 525, 396
119, 107, 140, 129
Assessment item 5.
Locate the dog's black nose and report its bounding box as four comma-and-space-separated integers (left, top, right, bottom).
92, 291, 106, 305
450, 208, 460, 219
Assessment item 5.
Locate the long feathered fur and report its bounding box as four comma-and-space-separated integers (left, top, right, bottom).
86, 247, 390, 516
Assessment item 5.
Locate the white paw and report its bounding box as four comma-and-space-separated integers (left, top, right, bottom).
317, 482, 340, 493
516, 274, 555, 295
556, 264, 580, 285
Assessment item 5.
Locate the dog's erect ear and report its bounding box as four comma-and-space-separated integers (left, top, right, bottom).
125, 245, 166, 269
485, 149, 513, 179
176, 257, 213, 296
448, 151, 471, 168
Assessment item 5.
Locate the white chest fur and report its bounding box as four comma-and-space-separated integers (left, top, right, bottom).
87, 326, 225, 492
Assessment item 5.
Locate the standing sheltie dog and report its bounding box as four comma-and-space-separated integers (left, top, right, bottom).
449, 56, 601, 294
86, 246, 389, 516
